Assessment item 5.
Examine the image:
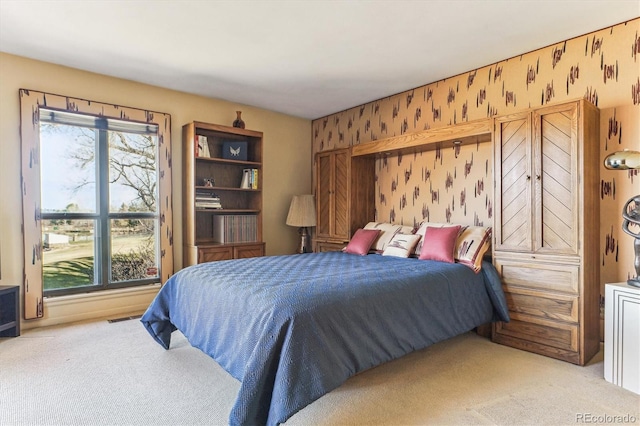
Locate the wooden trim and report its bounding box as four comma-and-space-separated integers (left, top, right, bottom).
191, 121, 263, 138
350, 118, 491, 157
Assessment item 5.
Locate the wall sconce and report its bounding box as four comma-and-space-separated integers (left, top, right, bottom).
286, 194, 317, 254
604, 149, 640, 288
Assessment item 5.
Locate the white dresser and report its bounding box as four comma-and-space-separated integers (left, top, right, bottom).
604, 282, 640, 394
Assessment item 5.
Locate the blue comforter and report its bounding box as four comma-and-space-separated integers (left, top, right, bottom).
141, 252, 509, 425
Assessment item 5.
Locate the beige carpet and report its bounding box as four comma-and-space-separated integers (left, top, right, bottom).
0, 318, 637, 426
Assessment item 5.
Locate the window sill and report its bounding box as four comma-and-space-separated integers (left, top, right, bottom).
22, 283, 161, 331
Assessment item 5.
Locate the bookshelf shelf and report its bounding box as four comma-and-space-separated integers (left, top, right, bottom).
195, 186, 261, 193
196, 157, 262, 167
195, 209, 261, 213
183, 121, 264, 265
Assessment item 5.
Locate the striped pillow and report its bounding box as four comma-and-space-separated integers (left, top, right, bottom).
364, 222, 414, 253
455, 226, 492, 272
382, 233, 422, 258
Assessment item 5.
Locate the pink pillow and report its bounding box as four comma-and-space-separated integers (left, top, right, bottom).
344, 229, 381, 255
419, 225, 461, 263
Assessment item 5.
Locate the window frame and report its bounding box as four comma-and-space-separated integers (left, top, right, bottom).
19, 89, 174, 319
39, 110, 162, 296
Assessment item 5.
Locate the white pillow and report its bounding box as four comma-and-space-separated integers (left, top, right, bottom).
382, 233, 422, 258
364, 222, 414, 253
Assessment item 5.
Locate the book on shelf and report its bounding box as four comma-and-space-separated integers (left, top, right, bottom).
196, 202, 222, 209
195, 190, 219, 198
195, 192, 222, 209
241, 168, 259, 189
195, 135, 210, 158
213, 214, 258, 243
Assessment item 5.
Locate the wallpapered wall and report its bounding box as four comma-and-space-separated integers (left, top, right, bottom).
312, 19, 640, 289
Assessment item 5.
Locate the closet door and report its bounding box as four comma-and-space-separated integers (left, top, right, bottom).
533, 102, 578, 255
494, 112, 533, 252
332, 149, 350, 240
316, 152, 333, 239
315, 148, 350, 240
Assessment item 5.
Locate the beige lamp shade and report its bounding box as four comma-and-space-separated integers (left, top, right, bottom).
286, 195, 317, 227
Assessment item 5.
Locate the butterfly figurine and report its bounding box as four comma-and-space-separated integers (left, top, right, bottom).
230, 146, 241, 156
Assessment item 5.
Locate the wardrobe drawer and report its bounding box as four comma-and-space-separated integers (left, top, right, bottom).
494, 314, 578, 352
315, 240, 348, 253
494, 259, 579, 294
503, 288, 579, 323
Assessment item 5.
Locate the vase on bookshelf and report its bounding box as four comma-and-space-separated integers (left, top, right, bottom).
233, 111, 245, 129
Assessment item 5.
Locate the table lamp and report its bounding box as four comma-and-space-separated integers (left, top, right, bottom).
604, 149, 640, 287
286, 194, 317, 254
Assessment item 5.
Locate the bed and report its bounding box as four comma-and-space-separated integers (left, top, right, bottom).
141, 251, 509, 426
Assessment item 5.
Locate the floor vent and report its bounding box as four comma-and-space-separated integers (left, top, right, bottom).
108, 315, 142, 323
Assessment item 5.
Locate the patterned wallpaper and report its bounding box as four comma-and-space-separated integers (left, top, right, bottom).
312, 19, 640, 287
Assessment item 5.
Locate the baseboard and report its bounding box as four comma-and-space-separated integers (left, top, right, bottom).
21, 284, 161, 330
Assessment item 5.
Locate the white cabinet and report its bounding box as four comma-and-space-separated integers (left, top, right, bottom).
605, 282, 640, 394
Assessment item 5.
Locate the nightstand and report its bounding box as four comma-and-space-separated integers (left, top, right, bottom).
604, 282, 639, 394
0, 285, 20, 337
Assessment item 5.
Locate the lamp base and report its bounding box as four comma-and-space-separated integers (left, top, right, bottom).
628, 278, 640, 288
621, 197, 640, 288
297, 227, 311, 254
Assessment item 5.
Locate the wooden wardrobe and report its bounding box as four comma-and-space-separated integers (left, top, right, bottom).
314, 148, 375, 252
491, 99, 600, 365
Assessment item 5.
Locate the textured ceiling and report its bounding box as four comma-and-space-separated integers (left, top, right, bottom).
1, 0, 638, 119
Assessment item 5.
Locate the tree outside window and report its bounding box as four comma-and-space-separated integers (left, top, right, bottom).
39, 110, 161, 295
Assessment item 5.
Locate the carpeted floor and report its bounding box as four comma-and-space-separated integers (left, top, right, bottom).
0, 318, 638, 426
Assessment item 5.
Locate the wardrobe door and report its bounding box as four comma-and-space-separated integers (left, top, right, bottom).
316, 148, 351, 241
494, 112, 533, 253
332, 149, 350, 240
533, 102, 579, 255
316, 152, 333, 239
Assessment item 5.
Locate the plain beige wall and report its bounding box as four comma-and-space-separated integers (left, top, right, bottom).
0, 52, 311, 317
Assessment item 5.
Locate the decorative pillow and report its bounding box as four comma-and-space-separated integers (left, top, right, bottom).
344, 228, 381, 255
364, 222, 414, 253
419, 225, 462, 263
382, 233, 422, 258
455, 226, 492, 272
413, 222, 449, 256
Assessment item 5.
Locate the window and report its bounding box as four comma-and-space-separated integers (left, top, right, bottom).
39, 109, 160, 296
19, 89, 173, 318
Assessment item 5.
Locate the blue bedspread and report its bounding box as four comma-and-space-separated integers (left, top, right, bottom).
141, 252, 509, 425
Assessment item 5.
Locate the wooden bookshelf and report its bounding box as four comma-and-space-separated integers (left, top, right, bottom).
182, 121, 264, 266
